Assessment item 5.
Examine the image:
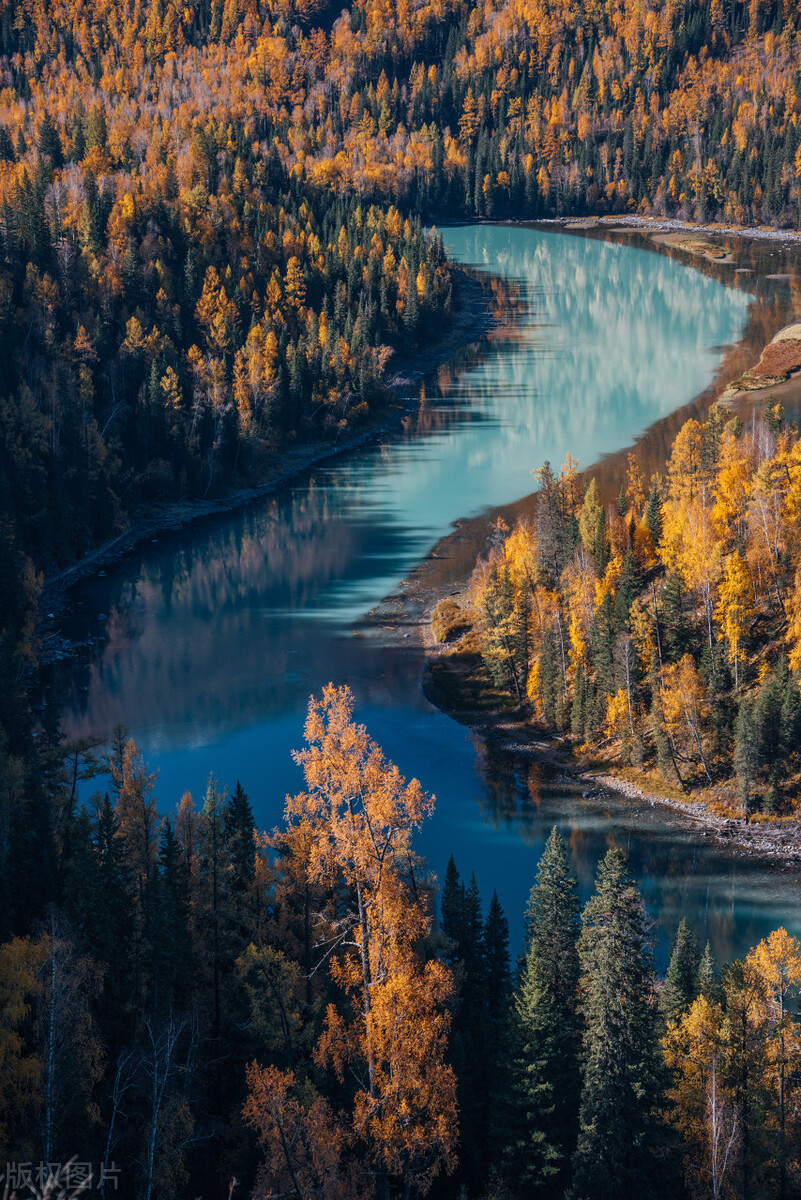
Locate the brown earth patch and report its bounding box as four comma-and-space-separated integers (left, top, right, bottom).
751, 339, 801, 379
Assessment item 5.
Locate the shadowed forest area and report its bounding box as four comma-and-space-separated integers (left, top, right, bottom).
2, 685, 801, 1200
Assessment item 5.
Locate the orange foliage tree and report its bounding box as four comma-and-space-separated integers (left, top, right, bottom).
246, 685, 457, 1199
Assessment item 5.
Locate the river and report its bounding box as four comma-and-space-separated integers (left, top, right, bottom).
50, 223, 801, 963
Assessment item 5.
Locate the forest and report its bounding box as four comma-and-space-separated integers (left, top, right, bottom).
454, 405, 801, 815
2, 682, 801, 1200
3, 0, 801, 1193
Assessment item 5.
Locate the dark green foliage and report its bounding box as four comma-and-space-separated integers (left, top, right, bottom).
505, 828, 581, 1196
572, 848, 663, 1200
696, 941, 723, 1006
644, 484, 662, 546
152, 819, 194, 1012
658, 918, 700, 1030
662, 573, 689, 661
441, 854, 464, 952
441, 862, 513, 1194
734, 695, 759, 813
484, 890, 511, 1044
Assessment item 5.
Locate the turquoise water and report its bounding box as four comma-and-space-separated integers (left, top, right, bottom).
55, 225, 798, 963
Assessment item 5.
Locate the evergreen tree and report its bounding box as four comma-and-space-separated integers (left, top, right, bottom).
645, 485, 662, 546
441, 854, 465, 954
441, 863, 489, 1193
658, 917, 701, 1029
662, 574, 689, 661
225, 780, 256, 909
91, 796, 136, 1049
572, 848, 663, 1200
734, 696, 759, 814
696, 940, 723, 1005
506, 828, 581, 1196
152, 819, 193, 1012
484, 891, 512, 1170
484, 890, 511, 1042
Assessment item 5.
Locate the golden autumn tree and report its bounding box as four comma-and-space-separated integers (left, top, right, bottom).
0, 936, 46, 1160
745, 929, 801, 1198
243, 1063, 357, 1200
714, 551, 754, 691
246, 685, 457, 1200
787, 564, 801, 672
663, 995, 739, 1200
661, 654, 713, 784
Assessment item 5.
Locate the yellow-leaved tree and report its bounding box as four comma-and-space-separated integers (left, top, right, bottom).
714, 551, 754, 691
246, 685, 457, 1199
663, 995, 738, 1200
745, 928, 801, 1198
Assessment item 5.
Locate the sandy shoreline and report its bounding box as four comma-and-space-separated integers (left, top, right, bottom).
541, 213, 801, 244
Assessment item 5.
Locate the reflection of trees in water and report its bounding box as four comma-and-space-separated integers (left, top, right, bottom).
469, 733, 796, 964
54, 475, 432, 742
404, 231, 800, 616
438, 227, 754, 479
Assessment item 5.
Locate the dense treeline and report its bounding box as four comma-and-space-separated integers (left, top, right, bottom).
0, 182, 450, 931
462, 404, 801, 812
1, 685, 799, 1199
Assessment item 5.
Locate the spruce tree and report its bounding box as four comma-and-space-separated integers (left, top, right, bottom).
645, 484, 662, 546
658, 917, 700, 1030
153, 819, 193, 1011
696, 941, 723, 1005
734, 696, 759, 815
572, 848, 663, 1200
484, 891, 511, 1041
225, 780, 256, 903
484, 891, 512, 1172
443, 864, 489, 1193
440, 853, 465, 954
506, 828, 581, 1195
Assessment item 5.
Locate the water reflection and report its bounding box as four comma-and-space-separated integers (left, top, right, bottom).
50, 225, 800, 962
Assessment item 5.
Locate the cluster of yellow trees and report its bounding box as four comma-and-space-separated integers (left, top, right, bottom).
468, 405, 801, 806
664, 928, 801, 1200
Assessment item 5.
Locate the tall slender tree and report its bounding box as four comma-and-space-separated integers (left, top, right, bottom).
659, 917, 702, 1030
505, 827, 581, 1196
572, 848, 663, 1200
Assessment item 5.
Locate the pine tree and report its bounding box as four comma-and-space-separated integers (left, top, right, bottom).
734, 696, 759, 815
662, 574, 689, 661
696, 941, 723, 1005
152, 819, 193, 1012
484, 892, 512, 1172
91, 796, 136, 1048
506, 828, 581, 1195
446, 869, 488, 1193
484, 891, 511, 1040
659, 917, 701, 1029
441, 854, 464, 954
572, 848, 663, 1200
645, 485, 662, 546
225, 780, 256, 903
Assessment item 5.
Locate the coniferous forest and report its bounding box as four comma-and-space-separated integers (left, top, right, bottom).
3, 0, 801, 1195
